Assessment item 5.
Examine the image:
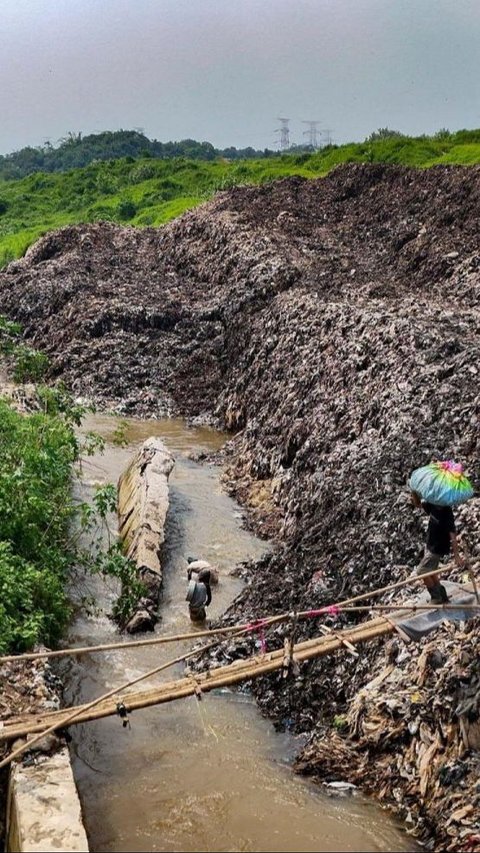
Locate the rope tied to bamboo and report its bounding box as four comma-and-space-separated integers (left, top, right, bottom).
0, 562, 475, 667
1, 564, 478, 771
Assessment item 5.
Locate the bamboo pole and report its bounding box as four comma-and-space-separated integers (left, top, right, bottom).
467, 569, 480, 604
463, 546, 480, 605
303, 562, 457, 610
1, 564, 475, 762
0, 623, 253, 770
0, 617, 392, 743
0, 562, 464, 666
4, 596, 476, 744
339, 601, 480, 613
0, 622, 265, 665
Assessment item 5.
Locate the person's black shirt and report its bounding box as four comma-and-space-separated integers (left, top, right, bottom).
422, 502, 456, 555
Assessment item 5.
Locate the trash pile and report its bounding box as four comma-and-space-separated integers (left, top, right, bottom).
0, 654, 64, 841
1, 163, 479, 846
295, 620, 480, 851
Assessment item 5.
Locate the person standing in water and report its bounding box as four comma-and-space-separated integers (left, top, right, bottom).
186, 556, 214, 622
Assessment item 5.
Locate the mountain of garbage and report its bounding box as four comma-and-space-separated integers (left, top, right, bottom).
1, 163, 479, 848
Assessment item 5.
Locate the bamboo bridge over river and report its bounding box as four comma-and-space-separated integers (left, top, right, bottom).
1, 567, 477, 767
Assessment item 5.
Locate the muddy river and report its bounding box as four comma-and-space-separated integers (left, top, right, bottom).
62, 414, 415, 853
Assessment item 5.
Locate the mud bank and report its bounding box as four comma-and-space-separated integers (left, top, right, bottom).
1, 163, 479, 847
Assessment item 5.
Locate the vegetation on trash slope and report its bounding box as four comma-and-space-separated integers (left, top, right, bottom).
3, 127, 480, 266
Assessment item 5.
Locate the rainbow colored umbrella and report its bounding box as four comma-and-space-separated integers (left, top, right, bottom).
409, 460, 474, 507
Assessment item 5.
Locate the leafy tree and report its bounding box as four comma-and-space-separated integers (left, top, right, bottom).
434, 128, 451, 140
13, 345, 49, 383
0, 322, 144, 651
0, 130, 268, 179
367, 127, 405, 142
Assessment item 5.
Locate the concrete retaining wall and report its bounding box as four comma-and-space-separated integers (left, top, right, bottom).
6, 749, 89, 852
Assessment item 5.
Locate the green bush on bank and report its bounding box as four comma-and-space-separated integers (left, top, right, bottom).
0, 322, 143, 652
0, 390, 144, 652
0, 398, 77, 652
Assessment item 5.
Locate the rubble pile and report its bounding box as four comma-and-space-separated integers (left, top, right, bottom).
295, 622, 480, 850
1, 163, 479, 845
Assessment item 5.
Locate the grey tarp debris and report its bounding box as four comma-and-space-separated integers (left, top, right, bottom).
395, 582, 478, 642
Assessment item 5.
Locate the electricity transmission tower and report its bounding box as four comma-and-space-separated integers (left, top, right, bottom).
275, 117, 291, 150
321, 129, 334, 146
302, 120, 321, 149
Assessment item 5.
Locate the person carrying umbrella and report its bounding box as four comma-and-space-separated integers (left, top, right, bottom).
409, 461, 473, 604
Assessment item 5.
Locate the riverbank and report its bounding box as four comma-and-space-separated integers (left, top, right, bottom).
0, 163, 479, 849
0, 656, 60, 846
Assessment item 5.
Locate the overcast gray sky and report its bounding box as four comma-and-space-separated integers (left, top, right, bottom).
1, 0, 479, 154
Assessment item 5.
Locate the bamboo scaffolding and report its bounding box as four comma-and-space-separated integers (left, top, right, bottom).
0, 624, 251, 768
4, 597, 476, 742
1, 571, 476, 766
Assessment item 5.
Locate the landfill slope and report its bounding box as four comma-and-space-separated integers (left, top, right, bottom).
0, 163, 479, 848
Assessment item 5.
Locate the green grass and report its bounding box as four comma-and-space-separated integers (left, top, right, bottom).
2, 129, 480, 267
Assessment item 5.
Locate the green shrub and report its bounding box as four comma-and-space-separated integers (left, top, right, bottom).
0, 542, 67, 653
117, 199, 137, 220
333, 714, 348, 732
0, 385, 144, 650
13, 345, 49, 382
129, 163, 156, 184
0, 318, 149, 650
95, 171, 118, 195
0, 315, 21, 354
0, 397, 76, 650
0, 248, 15, 267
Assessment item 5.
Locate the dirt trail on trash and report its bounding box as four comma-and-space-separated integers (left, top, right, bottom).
1, 163, 480, 849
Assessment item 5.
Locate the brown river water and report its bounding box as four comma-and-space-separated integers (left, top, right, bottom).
61, 414, 416, 853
